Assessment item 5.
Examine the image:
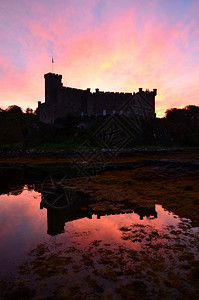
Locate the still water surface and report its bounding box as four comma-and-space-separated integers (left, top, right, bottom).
0, 185, 199, 298
0, 186, 198, 271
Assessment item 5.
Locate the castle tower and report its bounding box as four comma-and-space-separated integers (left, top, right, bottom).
44, 73, 62, 104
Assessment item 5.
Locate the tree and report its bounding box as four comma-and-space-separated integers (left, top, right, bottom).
184, 105, 199, 120
164, 105, 199, 146
165, 105, 199, 123
165, 108, 186, 123
6, 105, 23, 115
26, 107, 33, 114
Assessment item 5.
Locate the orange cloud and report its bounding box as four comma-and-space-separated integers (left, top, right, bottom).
0, 0, 198, 116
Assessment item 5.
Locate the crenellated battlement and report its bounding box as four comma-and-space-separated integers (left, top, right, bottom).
44, 72, 62, 79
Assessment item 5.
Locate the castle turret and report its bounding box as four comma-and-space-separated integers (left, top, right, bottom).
44, 73, 62, 104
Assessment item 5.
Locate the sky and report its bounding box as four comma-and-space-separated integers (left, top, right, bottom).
0, 0, 199, 117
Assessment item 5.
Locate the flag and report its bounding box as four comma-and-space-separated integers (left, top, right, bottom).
52, 57, 54, 63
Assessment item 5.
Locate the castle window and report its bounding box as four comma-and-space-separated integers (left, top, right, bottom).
103, 110, 106, 116
119, 110, 123, 115
81, 112, 84, 117
112, 110, 116, 114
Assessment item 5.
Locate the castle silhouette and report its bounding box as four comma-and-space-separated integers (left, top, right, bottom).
38, 73, 157, 123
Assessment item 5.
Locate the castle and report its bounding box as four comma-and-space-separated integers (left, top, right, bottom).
38, 73, 157, 124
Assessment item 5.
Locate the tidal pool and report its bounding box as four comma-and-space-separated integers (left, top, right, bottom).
0, 185, 199, 299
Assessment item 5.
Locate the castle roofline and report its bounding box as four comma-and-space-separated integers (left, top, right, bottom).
44, 73, 157, 95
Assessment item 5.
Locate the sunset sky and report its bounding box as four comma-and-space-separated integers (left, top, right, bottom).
0, 0, 199, 117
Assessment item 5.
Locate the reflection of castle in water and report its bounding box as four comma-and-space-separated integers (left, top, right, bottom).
40, 193, 157, 236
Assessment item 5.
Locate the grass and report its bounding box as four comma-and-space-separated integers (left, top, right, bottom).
0, 142, 24, 150
35, 139, 81, 150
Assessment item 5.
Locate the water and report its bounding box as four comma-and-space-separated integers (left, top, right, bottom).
0, 185, 199, 299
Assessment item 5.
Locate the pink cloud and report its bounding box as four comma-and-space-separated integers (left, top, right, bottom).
0, 0, 198, 116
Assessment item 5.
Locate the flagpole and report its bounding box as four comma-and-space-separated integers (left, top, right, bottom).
52, 57, 54, 73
